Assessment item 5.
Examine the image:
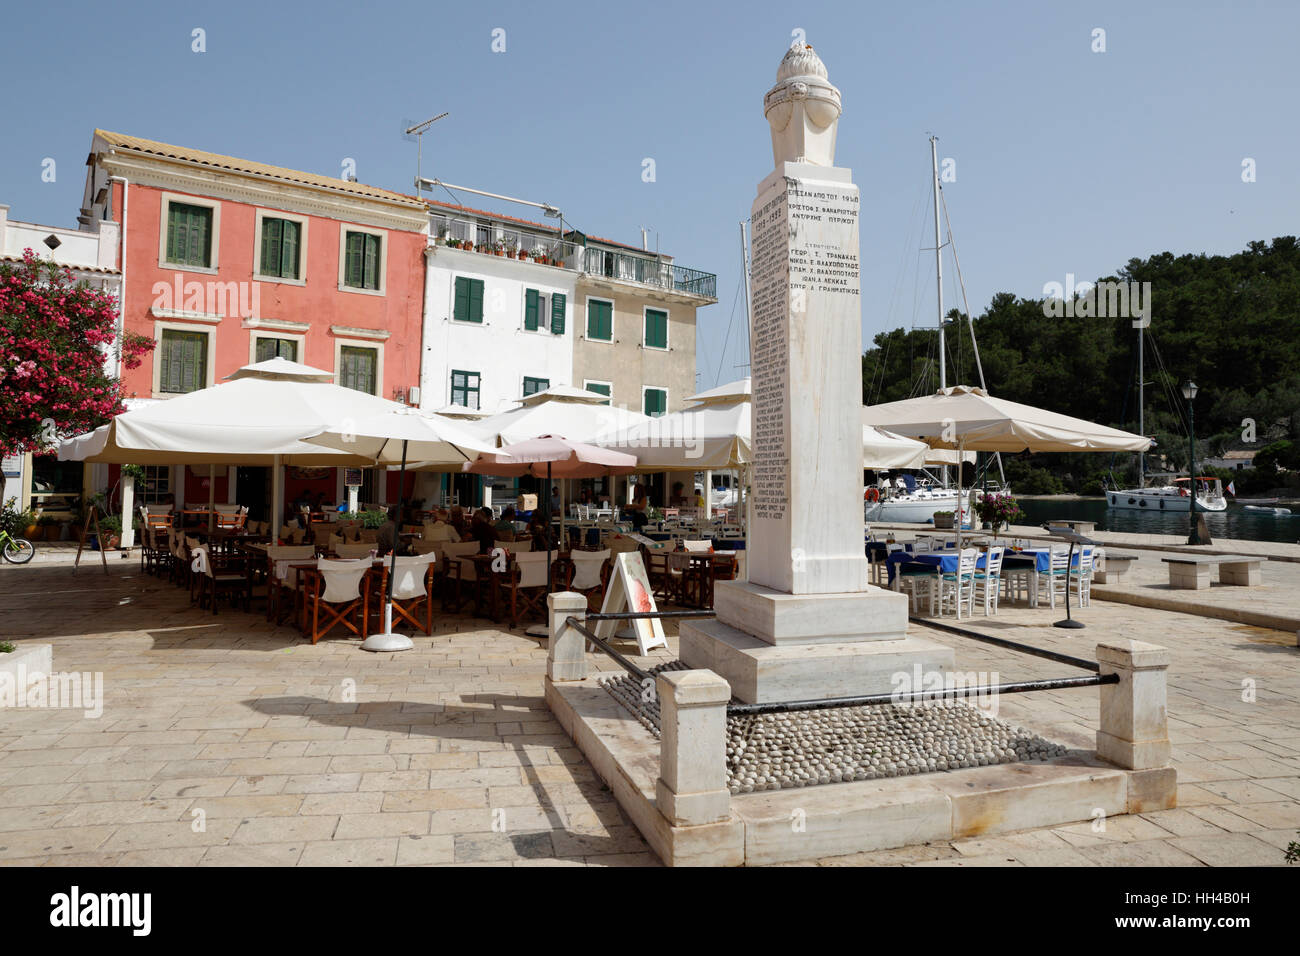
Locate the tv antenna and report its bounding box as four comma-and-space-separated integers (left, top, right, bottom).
407, 112, 449, 203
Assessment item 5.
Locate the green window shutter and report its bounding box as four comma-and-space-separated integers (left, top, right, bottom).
340, 346, 377, 394
453, 277, 469, 322
645, 308, 668, 349
159, 330, 207, 394
363, 234, 380, 289
166, 203, 212, 268
524, 289, 540, 331
585, 382, 610, 405
587, 300, 611, 340
644, 388, 666, 417
550, 293, 566, 334
255, 337, 277, 363
344, 233, 363, 286
523, 376, 549, 396
467, 278, 484, 322
260, 218, 280, 276
281, 220, 300, 279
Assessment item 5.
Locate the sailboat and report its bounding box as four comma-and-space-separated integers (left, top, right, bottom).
865, 136, 997, 525
1105, 325, 1227, 513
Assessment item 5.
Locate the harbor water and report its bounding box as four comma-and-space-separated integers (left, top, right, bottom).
1016, 497, 1300, 544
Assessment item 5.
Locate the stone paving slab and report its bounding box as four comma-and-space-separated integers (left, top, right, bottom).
0, 563, 1296, 866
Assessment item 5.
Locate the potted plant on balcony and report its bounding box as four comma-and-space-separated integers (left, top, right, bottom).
493, 238, 507, 256
532, 247, 548, 265
461, 239, 472, 252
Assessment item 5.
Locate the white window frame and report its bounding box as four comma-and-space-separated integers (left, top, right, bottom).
642, 305, 670, 351
583, 295, 615, 343
583, 379, 613, 405
641, 385, 668, 418
252, 208, 309, 286
337, 224, 387, 296
152, 320, 217, 398
248, 330, 306, 365
333, 337, 384, 397
158, 191, 221, 274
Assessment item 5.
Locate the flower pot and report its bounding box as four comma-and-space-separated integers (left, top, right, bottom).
24, 523, 39, 539
933, 513, 954, 529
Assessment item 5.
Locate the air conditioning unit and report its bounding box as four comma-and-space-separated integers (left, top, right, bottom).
408, 386, 421, 406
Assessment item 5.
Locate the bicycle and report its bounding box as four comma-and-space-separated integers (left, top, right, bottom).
0, 527, 36, 564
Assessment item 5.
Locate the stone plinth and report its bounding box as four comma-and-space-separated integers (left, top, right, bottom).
655, 670, 732, 826
1096, 639, 1172, 771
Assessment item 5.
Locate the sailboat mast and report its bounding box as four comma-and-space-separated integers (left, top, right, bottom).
931, 136, 945, 391
1138, 324, 1145, 486
930, 136, 949, 489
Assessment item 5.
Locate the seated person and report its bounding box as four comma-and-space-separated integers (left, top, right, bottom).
422, 509, 457, 543
493, 506, 518, 540
375, 506, 399, 557
448, 506, 469, 539
527, 513, 551, 552
669, 481, 688, 507
577, 487, 593, 506
469, 507, 497, 555
626, 482, 650, 530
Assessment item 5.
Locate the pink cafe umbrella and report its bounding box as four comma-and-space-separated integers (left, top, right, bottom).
463, 436, 637, 632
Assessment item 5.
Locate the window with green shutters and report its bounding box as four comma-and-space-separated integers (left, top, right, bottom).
644, 308, 668, 349
343, 231, 382, 290
451, 370, 480, 409
164, 202, 214, 268
550, 293, 566, 335
259, 217, 301, 279
585, 382, 611, 406
255, 337, 298, 363
643, 387, 667, 418
453, 276, 485, 323
158, 329, 208, 394
586, 299, 612, 341
339, 345, 378, 394
523, 376, 549, 397
524, 289, 540, 331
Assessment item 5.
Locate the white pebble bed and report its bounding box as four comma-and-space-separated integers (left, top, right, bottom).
600, 664, 1069, 794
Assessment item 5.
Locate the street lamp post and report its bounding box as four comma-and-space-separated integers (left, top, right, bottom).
1182, 380, 1201, 545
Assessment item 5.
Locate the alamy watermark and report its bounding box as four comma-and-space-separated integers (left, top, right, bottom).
1042, 274, 1151, 327
1, 664, 103, 718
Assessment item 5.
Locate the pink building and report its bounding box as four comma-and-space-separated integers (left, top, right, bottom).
78, 130, 429, 517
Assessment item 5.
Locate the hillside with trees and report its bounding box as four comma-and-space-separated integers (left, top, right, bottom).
862, 236, 1300, 496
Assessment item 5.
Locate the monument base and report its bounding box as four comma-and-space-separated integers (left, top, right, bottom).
679, 616, 955, 704
713, 579, 908, 644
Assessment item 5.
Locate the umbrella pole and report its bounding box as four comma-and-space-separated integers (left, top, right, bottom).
208, 464, 215, 533
362, 439, 413, 653
526, 461, 553, 642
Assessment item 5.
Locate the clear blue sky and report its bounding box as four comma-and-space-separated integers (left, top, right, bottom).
4, 0, 1296, 390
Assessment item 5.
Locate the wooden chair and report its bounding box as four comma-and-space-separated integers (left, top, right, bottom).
1037, 546, 1071, 609
377, 553, 439, 635
191, 544, 252, 615
301, 558, 372, 644
938, 548, 979, 620
972, 545, 1005, 616
442, 541, 485, 613
1070, 545, 1094, 607
566, 548, 611, 611
504, 551, 552, 629
266, 545, 316, 625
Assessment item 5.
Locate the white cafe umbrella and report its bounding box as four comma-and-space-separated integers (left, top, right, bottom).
58, 358, 404, 532
303, 407, 498, 652
862, 385, 1153, 547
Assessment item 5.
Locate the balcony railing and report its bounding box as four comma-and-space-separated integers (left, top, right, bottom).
429, 213, 716, 298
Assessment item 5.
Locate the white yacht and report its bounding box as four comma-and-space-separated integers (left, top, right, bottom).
1106, 477, 1228, 513
865, 477, 972, 524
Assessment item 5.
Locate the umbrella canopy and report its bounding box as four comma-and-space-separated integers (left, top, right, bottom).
861, 385, 1153, 453
685, 377, 751, 405
468, 385, 649, 448
861, 424, 931, 470
58, 358, 400, 466
303, 406, 497, 464
463, 436, 636, 478
595, 398, 751, 472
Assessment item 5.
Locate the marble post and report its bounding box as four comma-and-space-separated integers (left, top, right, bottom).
1096, 639, 1171, 770
547, 592, 589, 682
655, 669, 732, 826
679, 42, 953, 702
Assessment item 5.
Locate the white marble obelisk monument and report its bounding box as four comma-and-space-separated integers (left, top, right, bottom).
680, 43, 953, 703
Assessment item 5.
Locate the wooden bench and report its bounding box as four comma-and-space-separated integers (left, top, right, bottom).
1160, 554, 1263, 590
1093, 550, 1139, 584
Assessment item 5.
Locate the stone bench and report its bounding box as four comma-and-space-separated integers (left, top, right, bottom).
1049, 519, 1096, 535
1160, 554, 1262, 590
1093, 551, 1139, 585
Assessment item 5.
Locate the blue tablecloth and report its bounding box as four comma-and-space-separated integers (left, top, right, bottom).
886, 551, 986, 584
1004, 548, 1081, 573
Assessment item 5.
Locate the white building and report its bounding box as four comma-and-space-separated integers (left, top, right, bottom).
0, 203, 122, 517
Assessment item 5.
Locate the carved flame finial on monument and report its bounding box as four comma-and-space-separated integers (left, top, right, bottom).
764, 41, 842, 169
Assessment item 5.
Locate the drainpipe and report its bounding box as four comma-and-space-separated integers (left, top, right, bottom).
108, 175, 128, 379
